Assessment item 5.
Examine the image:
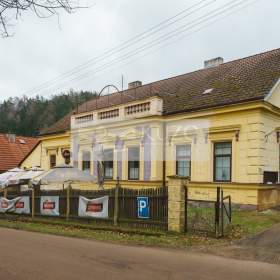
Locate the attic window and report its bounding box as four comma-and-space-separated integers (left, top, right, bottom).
19, 139, 26, 144
202, 88, 214, 95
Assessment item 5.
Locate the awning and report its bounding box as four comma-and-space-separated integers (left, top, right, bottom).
0, 167, 44, 189
32, 164, 96, 186
0, 168, 25, 188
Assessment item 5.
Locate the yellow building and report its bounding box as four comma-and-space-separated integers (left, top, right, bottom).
21, 48, 280, 209
20, 113, 71, 170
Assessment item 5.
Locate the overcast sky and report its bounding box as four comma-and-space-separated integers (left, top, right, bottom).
0, 0, 279, 101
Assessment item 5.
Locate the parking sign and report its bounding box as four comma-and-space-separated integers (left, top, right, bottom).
137, 197, 149, 219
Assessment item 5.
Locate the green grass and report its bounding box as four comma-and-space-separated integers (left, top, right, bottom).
0, 217, 218, 248
0, 209, 279, 248
228, 209, 280, 238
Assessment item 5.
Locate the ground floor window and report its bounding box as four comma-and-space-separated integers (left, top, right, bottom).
103, 149, 114, 179
128, 147, 140, 180
176, 145, 191, 177
214, 142, 232, 182
82, 151, 91, 173
50, 154, 56, 168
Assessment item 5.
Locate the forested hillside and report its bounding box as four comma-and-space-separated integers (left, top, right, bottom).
0, 90, 97, 137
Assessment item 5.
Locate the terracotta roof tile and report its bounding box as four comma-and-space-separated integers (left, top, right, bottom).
41, 48, 280, 135
0, 134, 39, 173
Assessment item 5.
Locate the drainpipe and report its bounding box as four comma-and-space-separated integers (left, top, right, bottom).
162, 121, 166, 186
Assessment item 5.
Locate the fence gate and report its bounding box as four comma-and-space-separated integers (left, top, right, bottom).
185, 187, 232, 237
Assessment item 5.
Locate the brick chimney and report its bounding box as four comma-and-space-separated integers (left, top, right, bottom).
6, 133, 16, 143
128, 81, 142, 89
204, 57, 224, 68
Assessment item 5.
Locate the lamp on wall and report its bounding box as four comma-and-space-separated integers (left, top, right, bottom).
235, 130, 240, 142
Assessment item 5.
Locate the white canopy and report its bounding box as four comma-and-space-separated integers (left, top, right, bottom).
32, 164, 96, 186
0, 167, 44, 189
0, 168, 25, 188
9, 168, 44, 185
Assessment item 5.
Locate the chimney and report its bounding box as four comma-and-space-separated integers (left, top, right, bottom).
6, 133, 16, 143
128, 81, 142, 89
204, 57, 224, 69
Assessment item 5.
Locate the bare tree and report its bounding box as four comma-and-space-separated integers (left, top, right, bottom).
0, 0, 81, 37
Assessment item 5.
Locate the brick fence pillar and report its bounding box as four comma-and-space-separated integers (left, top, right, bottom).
167, 176, 188, 233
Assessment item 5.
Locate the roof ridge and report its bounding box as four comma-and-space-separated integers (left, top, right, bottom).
81, 48, 280, 103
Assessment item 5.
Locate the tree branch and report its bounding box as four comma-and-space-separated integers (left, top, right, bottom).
0, 0, 83, 37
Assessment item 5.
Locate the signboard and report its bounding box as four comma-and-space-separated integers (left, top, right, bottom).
40, 196, 60, 216
62, 149, 71, 164
78, 196, 108, 218
0, 196, 30, 214
137, 197, 149, 219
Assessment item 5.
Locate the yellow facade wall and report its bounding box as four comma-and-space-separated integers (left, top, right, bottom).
261, 110, 280, 174
20, 142, 42, 169
187, 182, 259, 206
258, 187, 280, 210
71, 180, 163, 190
20, 132, 70, 171
165, 107, 264, 184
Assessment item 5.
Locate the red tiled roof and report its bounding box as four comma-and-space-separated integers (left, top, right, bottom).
40, 48, 280, 135
0, 134, 39, 173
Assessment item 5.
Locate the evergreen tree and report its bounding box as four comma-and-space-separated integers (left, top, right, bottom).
0, 90, 97, 136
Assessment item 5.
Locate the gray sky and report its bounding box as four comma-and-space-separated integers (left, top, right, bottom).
0, 0, 279, 101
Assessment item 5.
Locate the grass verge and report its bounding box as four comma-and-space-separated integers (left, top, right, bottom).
0, 215, 218, 248
228, 209, 280, 238
0, 209, 279, 248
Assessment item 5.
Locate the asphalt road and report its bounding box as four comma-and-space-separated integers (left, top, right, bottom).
0, 228, 280, 280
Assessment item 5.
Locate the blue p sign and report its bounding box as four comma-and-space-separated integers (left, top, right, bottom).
137, 197, 149, 219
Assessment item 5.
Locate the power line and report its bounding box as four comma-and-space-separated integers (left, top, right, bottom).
23, 0, 217, 96
32, 0, 255, 95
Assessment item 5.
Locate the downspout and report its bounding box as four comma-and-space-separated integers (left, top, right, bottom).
162, 121, 166, 186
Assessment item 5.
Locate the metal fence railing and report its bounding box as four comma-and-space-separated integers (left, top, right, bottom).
185, 187, 232, 237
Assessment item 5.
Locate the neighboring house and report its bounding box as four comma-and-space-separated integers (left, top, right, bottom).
21, 48, 280, 208
0, 133, 39, 173
20, 113, 71, 170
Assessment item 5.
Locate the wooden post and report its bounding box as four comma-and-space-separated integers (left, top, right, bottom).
3, 188, 7, 198
113, 178, 120, 226
215, 187, 221, 238
66, 183, 71, 221
32, 188, 35, 219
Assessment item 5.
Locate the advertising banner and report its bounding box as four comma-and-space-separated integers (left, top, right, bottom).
40, 196, 60, 216
0, 196, 30, 214
78, 196, 109, 218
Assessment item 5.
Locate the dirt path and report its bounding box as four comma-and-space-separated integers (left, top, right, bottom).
198, 223, 280, 265
0, 228, 279, 280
